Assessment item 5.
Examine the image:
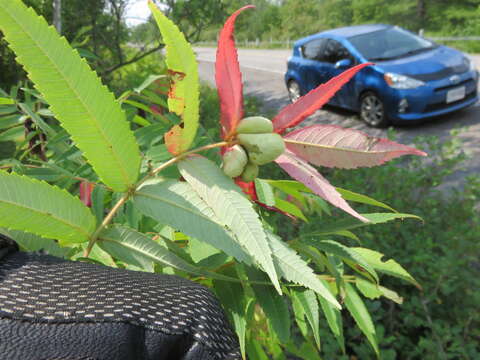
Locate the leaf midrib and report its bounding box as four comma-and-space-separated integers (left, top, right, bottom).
0, 198, 90, 239
3, 4, 132, 187
135, 190, 225, 227
284, 138, 389, 155
99, 232, 236, 281
180, 158, 280, 291
183, 160, 268, 247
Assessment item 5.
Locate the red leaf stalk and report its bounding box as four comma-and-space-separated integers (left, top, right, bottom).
79, 181, 95, 208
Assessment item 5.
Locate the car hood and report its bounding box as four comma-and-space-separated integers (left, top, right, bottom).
374, 46, 469, 81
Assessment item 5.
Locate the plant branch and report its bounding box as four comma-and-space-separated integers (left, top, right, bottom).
101, 43, 164, 75
137, 140, 230, 187
84, 193, 129, 256
153, 141, 229, 174
84, 141, 230, 257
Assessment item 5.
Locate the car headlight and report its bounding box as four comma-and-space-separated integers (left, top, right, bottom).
464, 56, 477, 72
384, 72, 425, 89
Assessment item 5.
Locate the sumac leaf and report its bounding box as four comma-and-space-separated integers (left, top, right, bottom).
0, 0, 141, 191
215, 5, 255, 138
149, 1, 200, 154
273, 63, 371, 134
0, 171, 96, 244
284, 124, 427, 169
178, 155, 281, 293
275, 150, 368, 222
345, 283, 379, 355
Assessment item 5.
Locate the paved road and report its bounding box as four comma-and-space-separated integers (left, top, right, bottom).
195, 47, 480, 192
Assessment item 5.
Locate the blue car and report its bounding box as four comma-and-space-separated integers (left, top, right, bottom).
285, 24, 479, 127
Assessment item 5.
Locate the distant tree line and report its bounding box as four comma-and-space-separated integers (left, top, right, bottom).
2, 0, 478, 89
182, 0, 480, 42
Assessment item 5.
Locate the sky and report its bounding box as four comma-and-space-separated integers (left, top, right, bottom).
125, 0, 152, 26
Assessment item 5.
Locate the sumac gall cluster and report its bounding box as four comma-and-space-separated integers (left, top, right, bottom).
222, 116, 285, 181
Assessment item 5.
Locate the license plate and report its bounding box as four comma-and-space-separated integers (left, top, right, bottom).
446, 86, 466, 103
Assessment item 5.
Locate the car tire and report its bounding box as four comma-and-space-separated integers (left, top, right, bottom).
359, 92, 389, 128
287, 80, 302, 103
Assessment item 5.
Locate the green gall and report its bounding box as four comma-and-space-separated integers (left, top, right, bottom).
238, 133, 285, 165
222, 145, 248, 178
236, 116, 274, 134
241, 162, 259, 182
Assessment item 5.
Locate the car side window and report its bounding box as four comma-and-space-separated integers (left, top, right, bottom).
302, 39, 327, 61
323, 39, 354, 64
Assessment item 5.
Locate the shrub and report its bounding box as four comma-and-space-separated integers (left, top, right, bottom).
327, 134, 480, 359
260, 132, 479, 359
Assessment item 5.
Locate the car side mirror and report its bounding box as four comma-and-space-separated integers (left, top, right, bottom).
335, 58, 352, 69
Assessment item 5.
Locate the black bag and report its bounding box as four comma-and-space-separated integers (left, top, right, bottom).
0, 234, 240, 360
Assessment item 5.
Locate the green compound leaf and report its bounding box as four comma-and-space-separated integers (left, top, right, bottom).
99, 224, 238, 282
291, 290, 309, 337
178, 155, 280, 294
345, 283, 379, 356
267, 179, 311, 204
335, 187, 397, 212
318, 280, 345, 354
0, 171, 96, 244
294, 289, 321, 349
213, 271, 250, 359
378, 285, 404, 304
266, 231, 341, 309
0, 0, 141, 191
133, 179, 253, 265
353, 247, 420, 288
306, 239, 378, 283
149, 1, 199, 153
0, 228, 68, 258
355, 277, 383, 299
247, 267, 291, 344
302, 212, 422, 237
254, 178, 275, 206
274, 197, 308, 222
0, 98, 15, 105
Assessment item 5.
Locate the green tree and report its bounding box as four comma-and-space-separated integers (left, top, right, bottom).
319, 0, 354, 29
158, 0, 227, 42
0, 0, 164, 90
278, 0, 323, 39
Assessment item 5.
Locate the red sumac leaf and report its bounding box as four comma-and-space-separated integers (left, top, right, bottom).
284, 124, 427, 169
275, 150, 368, 222
273, 63, 372, 134
215, 5, 255, 139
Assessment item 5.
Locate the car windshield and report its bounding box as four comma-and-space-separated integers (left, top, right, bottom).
349, 26, 437, 61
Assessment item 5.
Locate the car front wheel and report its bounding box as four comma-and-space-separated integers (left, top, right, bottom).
360, 92, 388, 127
287, 80, 302, 103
